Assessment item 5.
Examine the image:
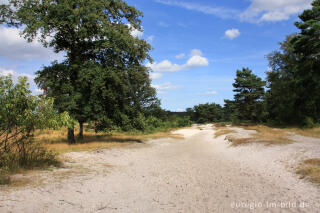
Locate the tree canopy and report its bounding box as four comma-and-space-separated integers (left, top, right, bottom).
187, 103, 225, 123
1, 0, 158, 143
265, 0, 320, 126
232, 68, 266, 123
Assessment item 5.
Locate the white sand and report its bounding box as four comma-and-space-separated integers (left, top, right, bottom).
0, 124, 320, 212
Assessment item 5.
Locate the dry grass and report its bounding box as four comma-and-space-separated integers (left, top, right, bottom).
1, 126, 184, 186
226, 125, 294, 146
46, 142, 132, 154
35, 127, 183, 154
214, 128, 236, 138
288, 127, 320, 139
297, 159, 320, 184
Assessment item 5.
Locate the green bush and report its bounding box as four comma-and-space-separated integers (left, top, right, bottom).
145, 116, 163, 129
0, 75, 69, 182
132, 113, 147, 131
302, 117, 316, 129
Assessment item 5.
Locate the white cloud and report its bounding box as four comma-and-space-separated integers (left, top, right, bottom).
175, 53, 185, 59
190, 49, 203, 57
198, 91, 217, 96
225, 28, 240, 40
0, 67, 44, 94
0, 68, 34, 81
186, 49, 209, 67
152, 82, 181, 94
127, 24, 144, 38
0, 69, 14, 76
152, 82, 180, 90
0, 27, 62, 61
147, 60, 182, 73
186, 55, 209, 67
156, 0, 312, 23
241, 0, 312, 22
155, 0, 239, 19
150, 72, 163, 80
0, 68, 35, 89
147, 49, 209, 78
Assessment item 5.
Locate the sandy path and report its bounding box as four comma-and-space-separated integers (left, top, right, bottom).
1, 124, 320, 213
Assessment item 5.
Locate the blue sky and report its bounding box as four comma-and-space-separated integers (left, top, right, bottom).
0, 0, 313, 111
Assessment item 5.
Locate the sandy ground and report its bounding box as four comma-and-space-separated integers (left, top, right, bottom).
1, 124, 320, 213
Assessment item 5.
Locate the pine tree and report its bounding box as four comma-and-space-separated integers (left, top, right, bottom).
290, 0, 320, 124
232, 68, 266, 123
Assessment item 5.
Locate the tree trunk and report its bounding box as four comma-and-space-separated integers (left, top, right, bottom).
79, 122, 84, 140
68, 128, 76, 144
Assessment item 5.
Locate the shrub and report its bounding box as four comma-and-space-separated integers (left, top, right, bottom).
0, 75, 70, 179
132, 113, 147, 131
303, 117, 316, 129
145, 116, 163, 129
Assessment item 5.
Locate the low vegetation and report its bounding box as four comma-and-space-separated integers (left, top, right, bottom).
288, 127, 320, 139
0, 76, 191, 185
0, 76, 70, 185
297, 159, 320, 184
214, 128, 236, 138
36, 125, 185, 154
225, 125, 294, 146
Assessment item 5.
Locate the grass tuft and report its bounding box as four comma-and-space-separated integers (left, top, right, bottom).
226, 125, 293, 146
0, 172, 10, 185
297, 158, 320, 184
214, 128, 236, 138
288, 127, 320, 139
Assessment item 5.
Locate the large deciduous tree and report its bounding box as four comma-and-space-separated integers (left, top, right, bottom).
1, 0, 158, 143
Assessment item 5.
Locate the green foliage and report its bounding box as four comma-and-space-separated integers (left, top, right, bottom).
303, 117, 317, 129
145, 116, 163, 129
292, 0, 320, 62
95, 114, 192, 134
266, 1, 320, 126
232, 68, 266, 123
0, 75, 68, 178
290, 0, 320, 123
187, 103, 225, 123
0, 0, 159, 143
265, 35, 300, 124
223, 99, 235, 122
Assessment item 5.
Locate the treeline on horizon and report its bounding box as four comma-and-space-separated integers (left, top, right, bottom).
186, 1, 320, 128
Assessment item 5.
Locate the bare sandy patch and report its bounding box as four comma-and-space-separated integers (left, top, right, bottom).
0, 125, 320, 212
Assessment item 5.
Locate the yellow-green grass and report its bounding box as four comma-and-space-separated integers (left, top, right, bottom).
287, 127, 320, 139
34, 127, 183, 154
227, 125, 294, 146
214, 128, 236, 138
0, 127, 184, 186
297, 159, 320, 184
